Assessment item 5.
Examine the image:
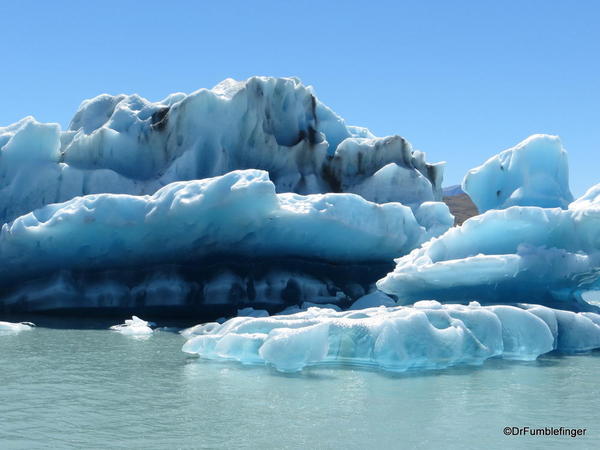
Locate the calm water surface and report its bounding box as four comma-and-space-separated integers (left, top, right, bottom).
1, 325, 598, 449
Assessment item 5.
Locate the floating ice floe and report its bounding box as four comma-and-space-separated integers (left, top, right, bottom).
0, 321, 35, 333
462, 134, 573, 212
181, 302, 600, 373
110, 316, 154, 336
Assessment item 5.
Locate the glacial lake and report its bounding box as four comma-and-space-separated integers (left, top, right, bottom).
1, 322, 599, 449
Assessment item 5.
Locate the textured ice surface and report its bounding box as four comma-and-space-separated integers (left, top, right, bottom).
462, 135, 573, 212
0, 76, 451, 314
110, 316, 153, 335
0, 77, 443, 224
0, 321, 34, 333
0, 169, 448, 282
181, 302, 600, 373
0, 169, 452, 313
378, 184, 600, 311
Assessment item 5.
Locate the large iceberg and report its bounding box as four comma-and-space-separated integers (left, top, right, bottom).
0, 77, 443, 225
0, 77, 454, 315
181, 302, 600, 373
378, 184, 600, 312
462, 134, 573, 212
0, 169, 452, 314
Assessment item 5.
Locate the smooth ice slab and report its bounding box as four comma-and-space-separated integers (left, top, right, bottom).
378, 183, 600, 311
110, 316, 154, 335
181, 302, 600, 373
462, 134, 573, 212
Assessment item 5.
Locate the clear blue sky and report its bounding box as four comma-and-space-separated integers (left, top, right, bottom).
1, 0, 598, 195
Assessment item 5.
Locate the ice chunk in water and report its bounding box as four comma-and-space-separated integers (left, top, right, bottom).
110, 316, 153, 336
182, 303, 600, 373
0, 321, 35, 334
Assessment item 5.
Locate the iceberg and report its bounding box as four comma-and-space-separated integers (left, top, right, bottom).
0, 169, 452, 314
110, 316, 154, 335
181, 302, 600, 373
462, 134, 573, 212
0, 76, 454, 316
0, 77, 443, 225
377, 183, 600, 311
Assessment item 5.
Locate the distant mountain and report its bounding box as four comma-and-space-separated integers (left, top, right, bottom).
443, 193, 479, 225
442, 184, 465, 197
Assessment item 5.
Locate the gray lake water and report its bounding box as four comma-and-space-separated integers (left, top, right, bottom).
1, 326, 599, 449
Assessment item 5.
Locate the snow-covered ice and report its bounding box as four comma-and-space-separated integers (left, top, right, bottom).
181, 302, 600, 373
462, 134, 573, 212
377, 183, 600, 311
110, 316, 154, 336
